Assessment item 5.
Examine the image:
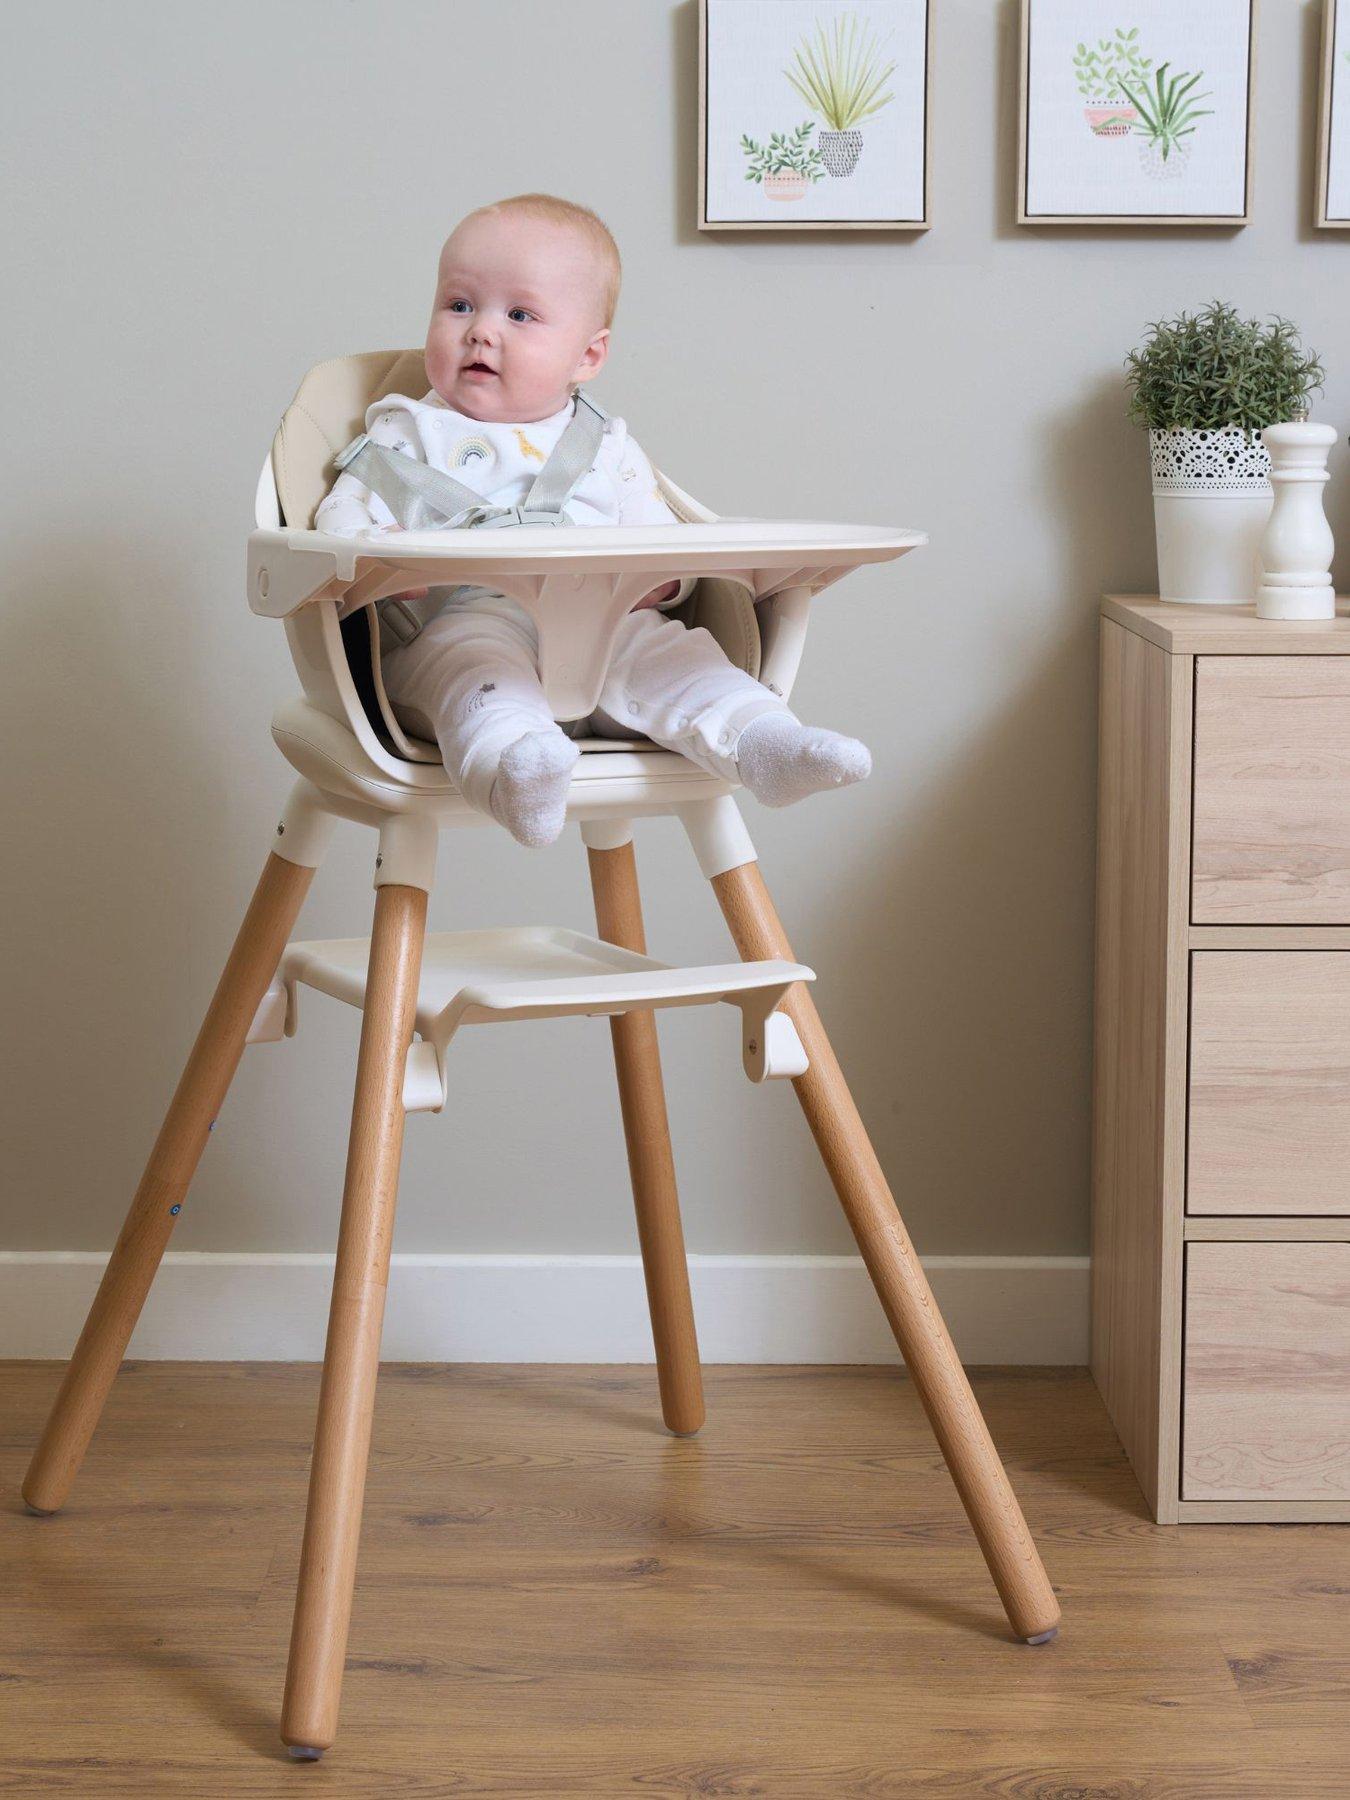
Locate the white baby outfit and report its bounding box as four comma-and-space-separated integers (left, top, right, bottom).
316, 389, 793, 816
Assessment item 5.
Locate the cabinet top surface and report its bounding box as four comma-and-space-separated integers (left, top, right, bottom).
1103, 595, 1350, 655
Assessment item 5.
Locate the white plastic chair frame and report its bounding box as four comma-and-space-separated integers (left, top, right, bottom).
22, 353, 1059, 1762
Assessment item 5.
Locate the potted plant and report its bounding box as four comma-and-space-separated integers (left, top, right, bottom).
1117, 61, 1212, 179
783, 11, 895, 178
1125, 301, 1326, 604
740, 122, 826, 201
1074, 28, 1152, 137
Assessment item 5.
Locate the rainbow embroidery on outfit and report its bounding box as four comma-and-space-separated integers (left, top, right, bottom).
448, 436, 495, 469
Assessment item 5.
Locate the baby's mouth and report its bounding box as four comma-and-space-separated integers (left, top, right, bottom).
463, 360, 497, 377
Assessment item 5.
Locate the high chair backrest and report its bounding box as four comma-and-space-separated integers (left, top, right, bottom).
272, 350, 431, 539
262, 352, 808, 774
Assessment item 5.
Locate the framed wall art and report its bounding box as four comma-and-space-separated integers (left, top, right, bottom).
1317, 0, 1350, 226
1017, 0, 1256, 225
698, 0, 931, 231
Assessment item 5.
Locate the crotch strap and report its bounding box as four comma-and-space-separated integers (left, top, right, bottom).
333, 388, 609, 535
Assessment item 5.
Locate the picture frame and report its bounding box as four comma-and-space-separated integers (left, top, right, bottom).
1316, 0, 1350, 227
1017, 0, 1256, 226
698, 0, 932, 232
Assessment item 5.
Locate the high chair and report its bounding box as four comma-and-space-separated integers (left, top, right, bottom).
22, 350, 1061, 1760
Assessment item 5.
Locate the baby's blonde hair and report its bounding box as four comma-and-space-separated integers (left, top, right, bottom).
461, 192, 622, 329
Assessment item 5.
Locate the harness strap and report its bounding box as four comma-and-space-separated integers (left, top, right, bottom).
332, 388, 612, 662
334, 387, 609, 534
334, 436, 485, 532
516, 387, 608, 519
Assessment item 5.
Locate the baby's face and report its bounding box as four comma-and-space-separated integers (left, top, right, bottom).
425, 212, 610, 422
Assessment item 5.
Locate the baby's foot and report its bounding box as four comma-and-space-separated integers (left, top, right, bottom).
488, 729, 580, 847
734, 713, 871, 808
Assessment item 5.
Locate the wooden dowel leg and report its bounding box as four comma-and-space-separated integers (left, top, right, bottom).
281, 882, 428, 1758
587, 839, 704, 1436
710, 859, 1060, 1644
23, 850, 316, 1516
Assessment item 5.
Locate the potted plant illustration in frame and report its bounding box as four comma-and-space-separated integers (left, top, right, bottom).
699, 0, 931, 233
740, 121, 827, 200
1315, 3, 1350, 228
1074, 26, 1152, 136
1018, 0, 1253, 227
783, 11, 896, 177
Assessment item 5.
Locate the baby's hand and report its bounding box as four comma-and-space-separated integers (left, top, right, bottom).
633, 579, 681, 611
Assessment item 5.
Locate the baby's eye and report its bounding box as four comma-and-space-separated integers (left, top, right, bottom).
446, 298, 472, 314
507, 307, 533, 323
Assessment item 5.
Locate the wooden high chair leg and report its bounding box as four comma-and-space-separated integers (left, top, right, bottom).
587, 837, 704, 1437
22, 850, 316, 1517
710, 859, 1061, 1646
281, 880, 428, 1759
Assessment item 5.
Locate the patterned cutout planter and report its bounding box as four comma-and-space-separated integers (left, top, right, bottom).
1150, 427, 1272, 604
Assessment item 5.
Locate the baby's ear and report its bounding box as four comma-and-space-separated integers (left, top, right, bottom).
576, 326, 610, 380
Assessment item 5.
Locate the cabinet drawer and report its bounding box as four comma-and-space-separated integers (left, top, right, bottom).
1189, 952, 1350, 1215
1182, 1242, 1350, 1501
1192, 656, 1350, 923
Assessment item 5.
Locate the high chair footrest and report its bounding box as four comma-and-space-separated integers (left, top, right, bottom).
248, 926, 813, 1111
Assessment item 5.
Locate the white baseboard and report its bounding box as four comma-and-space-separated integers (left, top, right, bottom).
0, 1251, 1088, 1364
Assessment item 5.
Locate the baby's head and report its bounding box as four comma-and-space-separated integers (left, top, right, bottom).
425, 194, 620, 424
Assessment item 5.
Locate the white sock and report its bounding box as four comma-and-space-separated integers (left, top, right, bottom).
734, 712, 872, 808
487, 729, 580, 847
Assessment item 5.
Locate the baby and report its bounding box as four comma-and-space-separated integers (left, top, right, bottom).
316, 193, 870, 846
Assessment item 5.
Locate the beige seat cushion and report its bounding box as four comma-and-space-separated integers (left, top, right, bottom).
272, 349, 429, 535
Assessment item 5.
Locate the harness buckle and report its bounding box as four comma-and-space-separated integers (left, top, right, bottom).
376, 596, 425, 647
475, 507, 566, 531
334, 434, 370, 473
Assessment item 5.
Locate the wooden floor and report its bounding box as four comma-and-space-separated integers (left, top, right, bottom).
2, 1363, 1347, 1797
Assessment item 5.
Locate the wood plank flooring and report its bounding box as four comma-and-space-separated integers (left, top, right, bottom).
2, 1362, 1347, 1796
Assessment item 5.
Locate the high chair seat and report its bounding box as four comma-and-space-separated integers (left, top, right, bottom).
254, 348, 925, 777
22, 351, 1060, 1766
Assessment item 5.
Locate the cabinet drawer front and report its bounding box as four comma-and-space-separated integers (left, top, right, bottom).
1192, 657, 1350, 923
1183, 1242, 1350, 1501
1189, 952, 1350, 1215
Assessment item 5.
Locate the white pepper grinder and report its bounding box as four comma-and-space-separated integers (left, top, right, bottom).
1255, 420, 1339, 620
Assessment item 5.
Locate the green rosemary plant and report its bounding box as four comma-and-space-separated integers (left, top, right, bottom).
1125, 301, 1325, 432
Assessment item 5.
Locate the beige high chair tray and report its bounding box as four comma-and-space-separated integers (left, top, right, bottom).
23, 349, 1060, 1765
249, 514, 927, 721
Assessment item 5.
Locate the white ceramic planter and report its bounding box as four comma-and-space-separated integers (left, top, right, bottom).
1150, 427, 1272, 604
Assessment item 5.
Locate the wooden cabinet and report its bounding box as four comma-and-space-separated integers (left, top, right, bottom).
1092, 597, 1350, 1523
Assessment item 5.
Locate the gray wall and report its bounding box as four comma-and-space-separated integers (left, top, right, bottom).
3, 1, 1347, 1260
